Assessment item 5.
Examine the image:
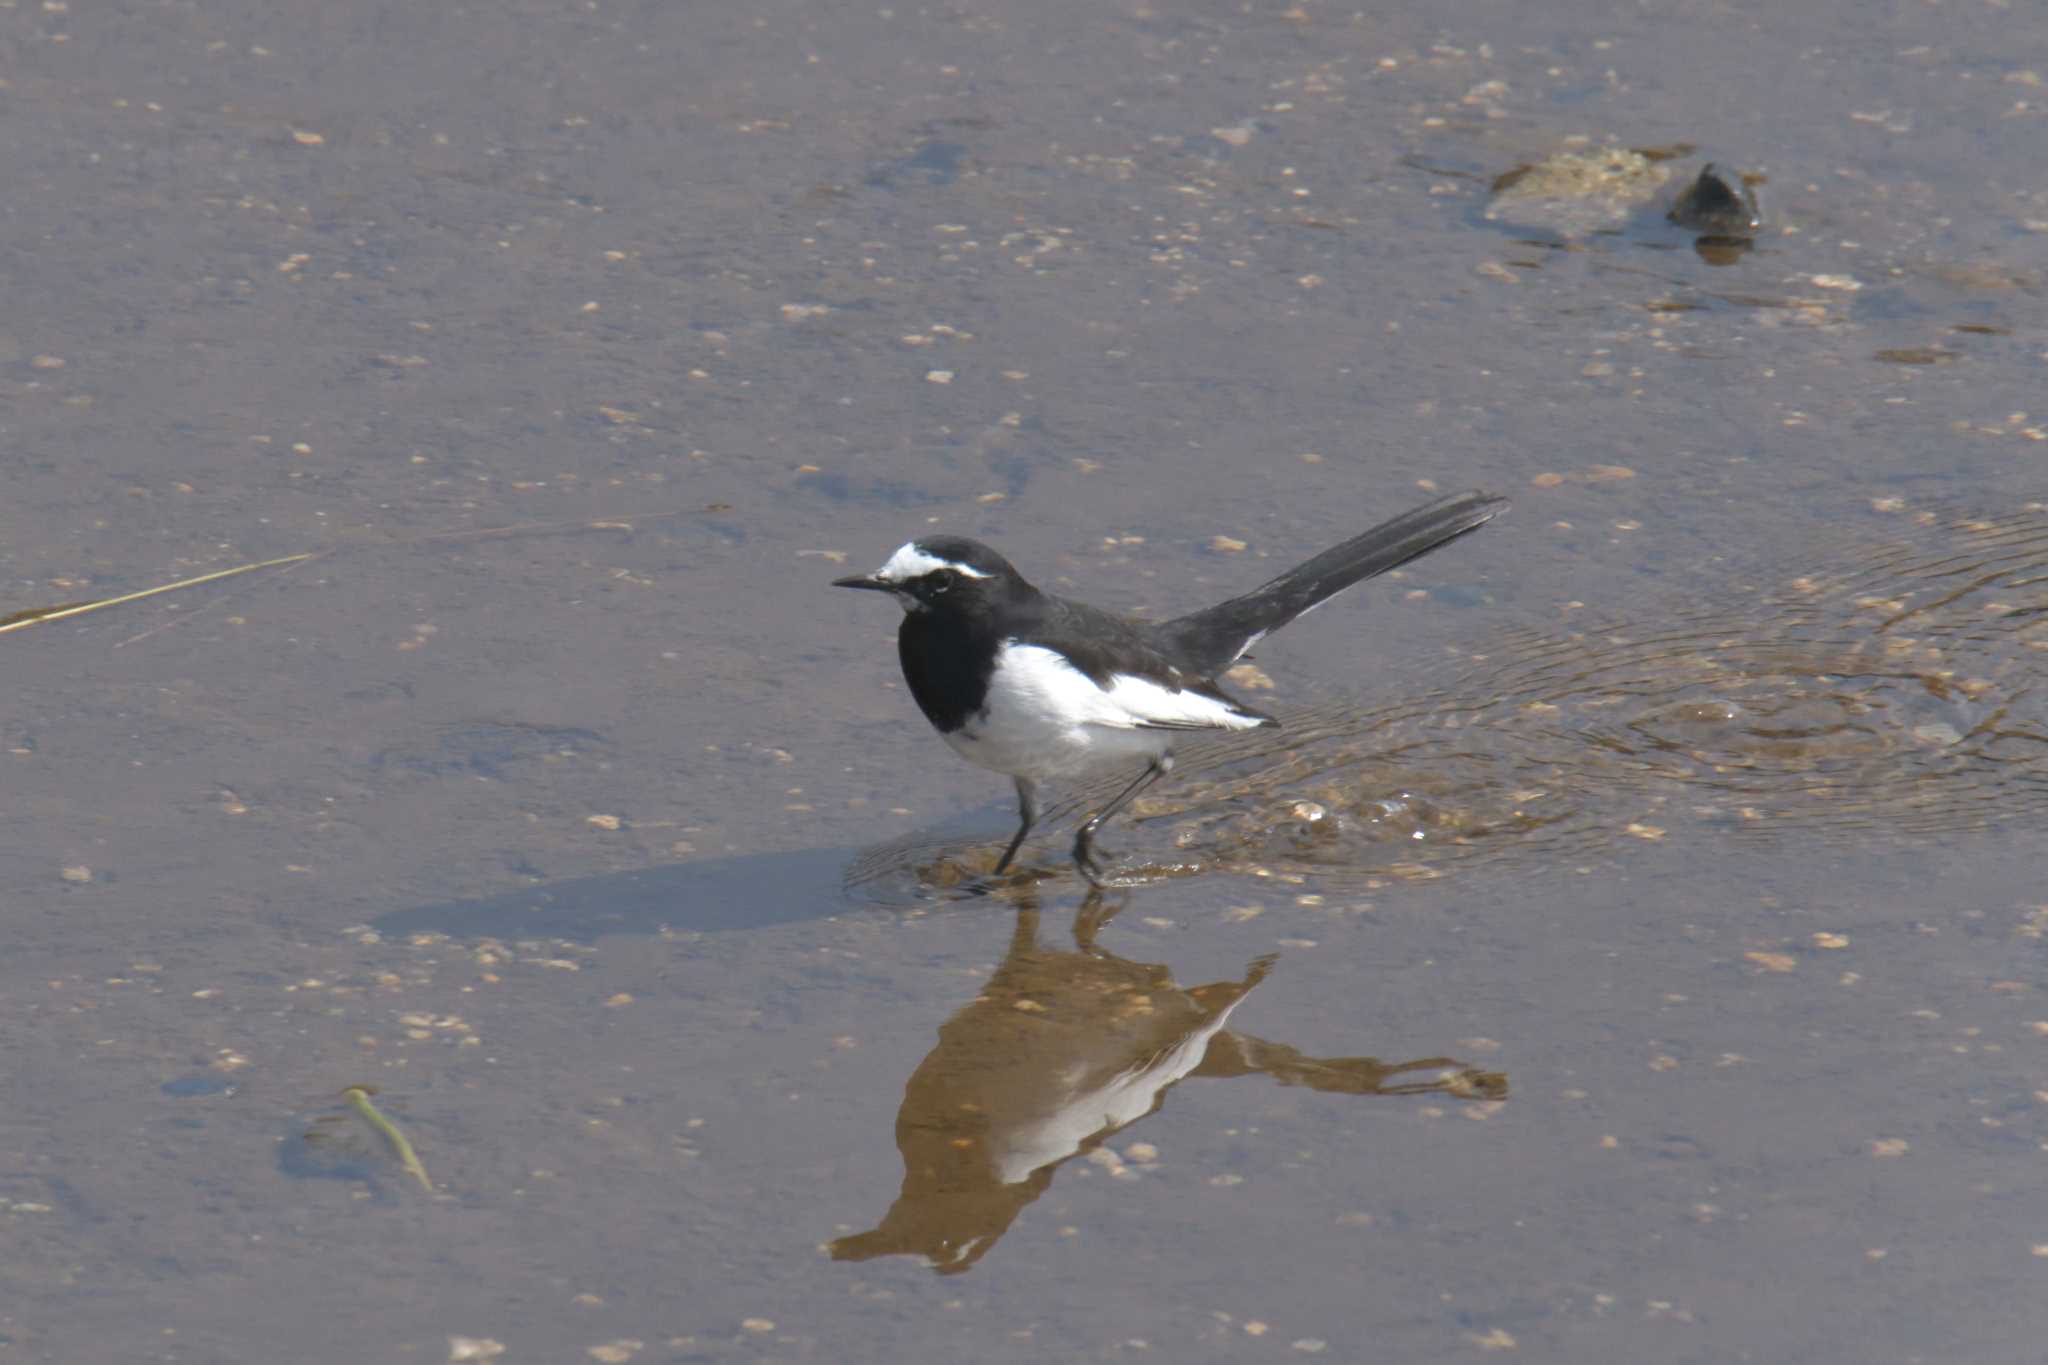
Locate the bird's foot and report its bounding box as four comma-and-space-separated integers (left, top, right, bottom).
1072, 827, 1111, 887
951, 844, 1060, 898
968, 869, 1055, 899
1071, 837, 1156, 888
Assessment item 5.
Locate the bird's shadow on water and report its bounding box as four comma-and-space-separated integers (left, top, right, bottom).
370, 815, 1030, 943
369, 746, 1322, 944
371, 846, 860, 943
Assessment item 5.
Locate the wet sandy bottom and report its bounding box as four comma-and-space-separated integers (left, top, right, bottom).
7, 837, 2043, 1362
4, 0, 2046, 1359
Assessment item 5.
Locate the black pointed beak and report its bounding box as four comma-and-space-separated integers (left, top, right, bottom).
833, 574, 892, 592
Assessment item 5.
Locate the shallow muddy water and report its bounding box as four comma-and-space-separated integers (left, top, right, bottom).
3, 0, 2045, 1361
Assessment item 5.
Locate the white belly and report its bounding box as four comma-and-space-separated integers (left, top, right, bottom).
943, 642, 1258, 781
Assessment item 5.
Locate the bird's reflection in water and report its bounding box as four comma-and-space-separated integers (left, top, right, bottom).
829, 892, 1504, 1275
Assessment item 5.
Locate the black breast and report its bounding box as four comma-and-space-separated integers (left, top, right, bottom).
898, 608, 999, 733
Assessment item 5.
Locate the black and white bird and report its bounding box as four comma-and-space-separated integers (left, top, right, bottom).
835, 490, 1506, 882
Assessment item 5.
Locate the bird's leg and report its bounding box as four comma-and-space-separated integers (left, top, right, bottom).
990, 776, 1040, 876
1073, 756, 1172, 884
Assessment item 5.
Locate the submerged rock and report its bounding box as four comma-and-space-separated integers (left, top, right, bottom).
1668, 162, 1763, 237
1485, 146, 1672, 237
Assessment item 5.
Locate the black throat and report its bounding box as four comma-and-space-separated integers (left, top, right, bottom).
897, 580, 1048, 734
897, 605, 1003, 734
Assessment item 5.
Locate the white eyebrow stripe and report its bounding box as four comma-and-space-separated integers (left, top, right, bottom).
875, 543, 992, 581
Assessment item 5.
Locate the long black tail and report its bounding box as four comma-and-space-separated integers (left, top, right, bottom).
1150, 490, 1507, 676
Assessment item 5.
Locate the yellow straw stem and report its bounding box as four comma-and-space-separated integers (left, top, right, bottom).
343, 1086, 434, 1193
0, 553, 317, 637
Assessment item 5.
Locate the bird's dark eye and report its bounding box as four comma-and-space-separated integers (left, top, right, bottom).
926, 569, 956, 594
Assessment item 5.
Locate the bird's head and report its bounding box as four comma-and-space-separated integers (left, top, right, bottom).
834, 536, 1023, 614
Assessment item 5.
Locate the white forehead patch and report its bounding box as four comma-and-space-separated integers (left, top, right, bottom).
874, 542, 992, 583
